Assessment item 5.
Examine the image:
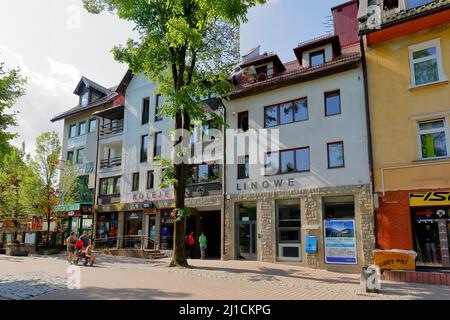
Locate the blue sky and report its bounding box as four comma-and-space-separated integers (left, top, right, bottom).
0, 0, 346, 153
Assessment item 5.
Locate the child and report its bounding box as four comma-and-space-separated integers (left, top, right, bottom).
85, 240, 96, 266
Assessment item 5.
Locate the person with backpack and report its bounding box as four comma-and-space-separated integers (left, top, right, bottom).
187, 231, 195, 259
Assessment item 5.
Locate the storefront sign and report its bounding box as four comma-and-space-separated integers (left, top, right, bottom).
305, 236, 318, 253
324, 219, 357, 265
410, 191, 450, 207
373, 250, 417, 271
237, 178, 296, 191
123, 190, 174, 204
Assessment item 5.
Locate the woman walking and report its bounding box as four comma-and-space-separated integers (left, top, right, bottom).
66, 232, 77, 264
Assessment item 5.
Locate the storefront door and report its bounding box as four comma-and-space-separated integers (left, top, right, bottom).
124, 212, 143, 249
147, 216, 156, 250
236, 203, 257, 260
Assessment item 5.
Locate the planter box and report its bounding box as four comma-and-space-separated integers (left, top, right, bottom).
5, 243, 28, 256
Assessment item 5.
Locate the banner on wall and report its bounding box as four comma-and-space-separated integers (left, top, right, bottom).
324, 219, 357, 265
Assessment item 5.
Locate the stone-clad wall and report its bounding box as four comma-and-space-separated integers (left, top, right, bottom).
224, 184, 375, 271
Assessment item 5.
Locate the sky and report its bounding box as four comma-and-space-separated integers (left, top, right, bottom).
0, 0, 345, 155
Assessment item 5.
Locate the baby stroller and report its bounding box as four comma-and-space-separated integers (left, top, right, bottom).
73, 240, 86, 265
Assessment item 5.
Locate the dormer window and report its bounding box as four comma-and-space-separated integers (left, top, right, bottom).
80, 89, 89, 107
309, 50, 325, 67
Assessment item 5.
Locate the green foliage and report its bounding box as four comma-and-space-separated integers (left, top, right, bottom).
152, 157, 177, 188
173, 206, 190, 222
0, 62, 26, 162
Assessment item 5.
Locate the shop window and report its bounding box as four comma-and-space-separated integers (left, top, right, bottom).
327, 141, 344, 169
325, 90, 341, 117
277, 200, 301, 261
238, 111, 249, 132
409, 39, 447, 87
309, 49, 325, 67
96, 213, 118, 247
160, 210, 174, 250
418, 119, 448, 159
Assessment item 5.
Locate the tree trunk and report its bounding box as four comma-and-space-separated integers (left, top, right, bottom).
46, 211, 51, 247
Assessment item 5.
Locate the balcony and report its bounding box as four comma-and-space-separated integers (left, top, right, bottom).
186, 182, 222, 198
99, 119, 124, 138
97, 194, 121, 205
100, 156, 122, 169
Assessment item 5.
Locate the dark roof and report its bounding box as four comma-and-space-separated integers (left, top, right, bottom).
360, 0, 450, 34
293, 35, 342, 63
73, 76, 112, 96
116, 69, 134, 95
51, 92, 119, 122
240, 53, 286, 72
230, 53, 361, 99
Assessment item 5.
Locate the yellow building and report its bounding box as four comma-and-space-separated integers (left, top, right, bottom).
359, 0, 450, 268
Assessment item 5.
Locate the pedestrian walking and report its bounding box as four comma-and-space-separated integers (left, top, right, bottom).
66, 232, 77, 264
199, 231, 207, 260
187, 231, 195, 258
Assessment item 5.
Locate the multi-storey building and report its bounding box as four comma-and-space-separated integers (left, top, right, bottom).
51, 77, 124, 238
359, 0, 450, 268
222, 0, 375, 272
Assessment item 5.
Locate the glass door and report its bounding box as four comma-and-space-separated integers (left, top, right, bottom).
236, 202, 257, 260
148, 216, 156, 250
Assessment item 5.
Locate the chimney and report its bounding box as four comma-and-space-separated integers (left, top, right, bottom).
331, 0, 360, 47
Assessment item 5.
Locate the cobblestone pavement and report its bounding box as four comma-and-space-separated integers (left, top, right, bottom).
1, 253, 450, 300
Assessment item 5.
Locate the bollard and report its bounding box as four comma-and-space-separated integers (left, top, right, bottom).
360, 265, 381, 293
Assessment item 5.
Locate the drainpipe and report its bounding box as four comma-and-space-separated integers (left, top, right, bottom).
92, 115, 101, 240
221, 104, 227, 261
360, 35, 378, 248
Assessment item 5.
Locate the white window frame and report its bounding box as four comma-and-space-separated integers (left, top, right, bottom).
409, 39, 448, 88
416, 116, 450, 160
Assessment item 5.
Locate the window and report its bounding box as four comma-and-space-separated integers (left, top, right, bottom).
142, 97, 150, 125
91, 91, 102, 103
277, 200, 301, 261
80, 90, 89, 107
238, 111, 249, 132
418, 119, 448, 159
88, 119, 97, 133
99, 176, 121, 195
327, 142, 345, 169
198, 164, 209, 183
323, 196, 355, 219
325, 91, 341, 116
140, 134, 149, 163
69, 124, 77, 138
238, 155, 250, 179
132, 172, 140, 192
76, 148, 84, 164
264, 98, 308, 128
409, 39, 447, 87
78, 121, 87, 136
265, 147, 310, 175
310, 50, 325, 67
155, 94, 164, 121
153, 132, 162, 158
188, 164, 220, 184
67, 151, 74, 164
147, 171, 154, 190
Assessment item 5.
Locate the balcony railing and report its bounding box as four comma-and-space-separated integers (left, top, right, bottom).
381, 0, 436, 20
97, 194, 121, 205
100, 156, 122, 169
75, 188, 94, 204
186, 181, 222, 198
99, 120, 124, 137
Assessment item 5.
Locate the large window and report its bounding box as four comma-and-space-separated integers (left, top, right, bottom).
142, 97, 150, 125
188, 163, 220, 184
76, 148, 84, 165
153, 132, 162, 158
277, 200, 301, 261
155, 94, 164, 121
132, 172, 140, 192
418, 119, 448, 159
69, 124, 77, 138
238, 155, 249, 179
140, 134, 149, 163
325, 91, 341, 116
88, 119, 97, 133
309, 50, 325, 67
147, 171, 154, 190
327, 142, 345, 169
99, 176, 121, 195
78, 121, 87, 136
409, 39, 446, 87
265, 147, 310, 175
264, 98, 308, 128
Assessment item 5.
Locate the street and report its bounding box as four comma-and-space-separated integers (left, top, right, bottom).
1, 254, 450, 300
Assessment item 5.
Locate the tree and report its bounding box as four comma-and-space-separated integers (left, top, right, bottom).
27, 131, 78, 246
83, 0, 267, 267
0, 61, 26, 163
0, 146, 36, 240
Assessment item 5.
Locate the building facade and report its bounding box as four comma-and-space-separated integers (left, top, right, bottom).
359, 0, 450, 268
223, 0, 375, 272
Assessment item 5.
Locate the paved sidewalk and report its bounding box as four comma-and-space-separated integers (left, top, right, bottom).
1, 254, 450, 300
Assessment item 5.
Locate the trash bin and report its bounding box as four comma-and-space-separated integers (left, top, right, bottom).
360, 265, 381, 293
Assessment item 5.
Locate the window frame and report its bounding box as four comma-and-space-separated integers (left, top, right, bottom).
327, 141, 345, 169
237, 110, 249, 132
264, 97, 308, 128
67, 151, 74, 164
417, 117, 449, 160
237, 155, 250, 180
188, 163, 220, 184
325, 90, 341, 117
99, 176, 121, 196
142, 97, 150, 125
132, 172, 140, 192
146, 170, 155, 190
140, 134, 149, 163
78, 121, 87, 136
69, 124, 77, 138
88, 119, 97, 133
265, 146, 310, 176
153, 131, 162, 158
309, 49, 325, 68
155, 94, 164, 122
76, 148, 84, 165
409, 38, 448, 88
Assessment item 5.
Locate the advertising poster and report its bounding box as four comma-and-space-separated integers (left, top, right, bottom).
324, 219, 357, 265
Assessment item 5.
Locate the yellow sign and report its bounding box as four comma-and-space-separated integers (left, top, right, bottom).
409, 191, 450, 207
373, 250, 416, 271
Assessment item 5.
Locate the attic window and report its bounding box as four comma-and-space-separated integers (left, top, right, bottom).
309, 50, 325, 67
80, 89, 89, 107
383, 0, 399, 10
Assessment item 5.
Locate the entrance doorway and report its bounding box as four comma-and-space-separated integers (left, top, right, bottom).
185, 211, 221, 259
147, 215, 156, 250
236, 202, 257, 260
